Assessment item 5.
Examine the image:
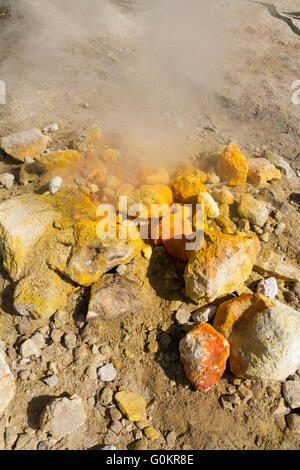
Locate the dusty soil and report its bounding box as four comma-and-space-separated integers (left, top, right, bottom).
0, 0, 299, 450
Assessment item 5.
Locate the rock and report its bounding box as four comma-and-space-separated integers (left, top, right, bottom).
14, 263, 74, 319
5, 427, 18, 447
49, 176, 62, 194
125, 184, 173, 216
20, 338, 42, 358
87, 274, 142, 321
0, 352, 15, 415
166, 431, 176, 447
213, 293, 274, 339
101, 445, 117, 450
0, 173, 14, 189
50, 329, 63, 343
184, 230, 260, 303
43, 375, 59, 387
50, 220, 143, 287
143, 426, 160, 440
35, 149, 83, 173
256, 277, 278, 299
283, 381, 300, 409
40, 394, 87, 439
261, 150, 296, 179
238, 194, 269, 227
286, 413, 300, 433
0, 194, 58, 280
248, 158, 281, 184
211, 187, 234, 205
254, 249, 300, 282
128, 439, 148, 450
43, 123, 59, 133
172, 174, 207, 203
53, 310, 68, 328
144, 168, 169, 186
229, 300, 300, 380
110, 420, 122, 434
191, 306, 217, 323
175, 306, 191, 324
237, 384, 253, 402
114, 391, 147, 421
64, 333, 77, 350
197, 192, 219, 219
0, 128, 49, 162
179, 323, 230, 392
30, 332, 46, 349
99, 387, 113, 404
216, 144, 249, 186
98, 363, 117, 382
271, 398, 290, 416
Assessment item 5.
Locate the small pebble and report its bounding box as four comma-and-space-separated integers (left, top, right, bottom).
49, 176, 62, 194
98, 363, 117, 382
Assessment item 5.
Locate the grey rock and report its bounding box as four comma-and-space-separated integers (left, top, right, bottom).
0, 173, 14, 189
43, 375, 59, 388
256, 277, 278, 299
98, 363, 117, 382
20, 338, 41, 358
110, 420, 122, 434
87, 274, 142, 321
192, 306, 217, 323
238, 194, 269, 227
43, 123, 59, 133
64, 333, 77, 350
283, 380, 300, 409
175, 306, 191, 324
229, 300, 300, 381
40, 394, 87, 439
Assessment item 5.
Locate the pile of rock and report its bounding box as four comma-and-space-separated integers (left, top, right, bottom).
0, 125, 299, 443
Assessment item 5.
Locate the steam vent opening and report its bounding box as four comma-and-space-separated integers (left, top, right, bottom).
0, 0, 300, 452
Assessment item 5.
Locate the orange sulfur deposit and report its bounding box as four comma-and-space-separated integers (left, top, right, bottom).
217, 143, 249, 186
179, 323, 230, 392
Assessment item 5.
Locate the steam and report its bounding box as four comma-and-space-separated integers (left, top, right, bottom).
1, 0, 229, 164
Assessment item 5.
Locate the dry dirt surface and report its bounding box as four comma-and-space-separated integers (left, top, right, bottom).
0, 0, 299, 451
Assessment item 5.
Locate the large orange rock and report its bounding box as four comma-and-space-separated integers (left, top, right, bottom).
184, 230, 260, 303
213, 293, 275, 339
35, 149, 83, 173
161, 205, 195, 261
179, 322, 230, 392
172, 174, 207, 203
248, 158, 281, 184
217, 144, 249, 186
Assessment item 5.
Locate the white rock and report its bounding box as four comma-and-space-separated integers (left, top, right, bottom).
256, 277, 278, 299
197, 193, 220, 219
0, 352, 15, 415
101, 445, 117, 450
49, 176, 62, 194
229, 300, 300, 381
30, 332, 46, 350
43, 123, 59, 133
192, 306, 217, 323
175, 306, 191, 324
98, 363, 117, 382
20, 338, 41, 358
238, 194, 269, 227
43, 375, 59, 388
0, 173, 14, 189
40, 394, 86, 439
283, 380, 300, 409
